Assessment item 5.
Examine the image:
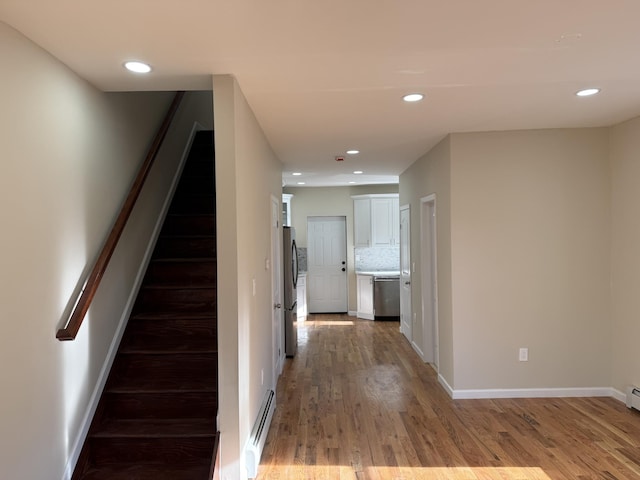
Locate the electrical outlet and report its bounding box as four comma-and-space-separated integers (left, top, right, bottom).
519, 348, 528, 362
413, 312, 417, 325
261, 369, 264, 385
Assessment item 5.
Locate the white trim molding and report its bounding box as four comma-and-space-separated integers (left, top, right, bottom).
437, 375, 620, 401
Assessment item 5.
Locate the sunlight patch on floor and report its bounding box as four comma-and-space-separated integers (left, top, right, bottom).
303, 320, 355, 326
258, 465, 552, 479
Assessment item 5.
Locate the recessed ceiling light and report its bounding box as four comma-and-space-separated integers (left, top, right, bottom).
346, 150, 360, 155
124, 61, 152, 73
297, 182, 306, 185
292, 172, 302, 176
353, 170, 363, 174
348, 181, 357, 184
576, 88, 600, 97
403, 93, 424, 102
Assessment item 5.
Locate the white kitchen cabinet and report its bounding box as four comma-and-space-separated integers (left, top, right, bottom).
352, 194, 399, 248
356, 274, 374, 320
371, 197, 399, 246
282, 193, 293, 227
353, 198, 371, 247
297, 273, 307, 320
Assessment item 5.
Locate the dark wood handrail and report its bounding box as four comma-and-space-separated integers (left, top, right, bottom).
57, 91, 185, 341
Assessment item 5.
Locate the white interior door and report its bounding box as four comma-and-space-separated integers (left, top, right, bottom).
400, 205, 412, 341
271, 196, 283, 383
307, 216, 348, 313
421, 195, 438, 367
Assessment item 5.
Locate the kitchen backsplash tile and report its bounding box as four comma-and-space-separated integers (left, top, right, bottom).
297, 247, 307, 272
355, 246, 399, 272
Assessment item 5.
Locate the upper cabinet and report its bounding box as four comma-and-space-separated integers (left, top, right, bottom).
353, 198, 372, 247
282, 194, 293, 227
371, 196, 399, 246
353, 194, 399, 247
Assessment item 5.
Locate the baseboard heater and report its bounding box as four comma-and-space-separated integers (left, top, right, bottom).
626, 386, 640, 411
245, 389, 276, 478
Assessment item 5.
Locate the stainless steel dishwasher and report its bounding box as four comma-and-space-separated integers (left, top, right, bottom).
373, 275, 400, 319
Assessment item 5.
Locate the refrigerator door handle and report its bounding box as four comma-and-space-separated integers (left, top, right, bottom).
292, 239, 299, 288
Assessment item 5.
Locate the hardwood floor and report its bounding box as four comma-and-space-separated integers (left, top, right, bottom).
257, 315, 640, 480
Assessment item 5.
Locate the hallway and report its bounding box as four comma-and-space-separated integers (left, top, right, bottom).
257, 315, 640, 479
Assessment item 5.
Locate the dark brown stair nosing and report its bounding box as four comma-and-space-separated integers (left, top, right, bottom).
139, 284, 216, 290
130, 314, 216, 321
79, 464, 211, 480
105, 386, 217, 394
93, 418, 217, 438
149, 257, 216, 263
128, 313, 216, 320
118, 348, 218, 355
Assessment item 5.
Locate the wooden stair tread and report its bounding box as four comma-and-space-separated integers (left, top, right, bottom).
118, 348, 218, 355
129, 312, 216, 320
73, 130, 218, 480
149, 257, 216, 262
80, 464, 210, 480
164, 213, 215, 217
94, 418, 216, 438
157, 234, 216, 238
131, 312, 216, 321
119, 317, 216, 353
105, 387, 217, 395
139, 284, 215, 290
102, 391, 217, 420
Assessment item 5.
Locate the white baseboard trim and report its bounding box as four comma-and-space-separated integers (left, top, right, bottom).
62, 124, 202, 480
411, 341, 425, 360
450, 386, 614, 400
348, 310, 357, 317
357, 312, 374, 320
437, 377, 618, 401
438, 374, 454, 398
611, 388, 627, 404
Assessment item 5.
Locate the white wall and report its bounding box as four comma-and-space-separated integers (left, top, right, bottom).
0, 22, 215, 480
399, 137, 454, 384
449, 129, 611, 391
213, 75, 283, 480
610, 116, 640, 394
400, 128, 613, 395
284, 184, 398, 312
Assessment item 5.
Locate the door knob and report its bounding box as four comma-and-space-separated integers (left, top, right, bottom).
341, 268, 346, 272
274, 303, 282, 309
405, 281, 411, 285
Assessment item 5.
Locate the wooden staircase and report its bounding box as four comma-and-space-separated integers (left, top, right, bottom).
73, 130, 219, 480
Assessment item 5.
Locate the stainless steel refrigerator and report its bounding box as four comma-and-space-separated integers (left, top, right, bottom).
283, 226, 298, 357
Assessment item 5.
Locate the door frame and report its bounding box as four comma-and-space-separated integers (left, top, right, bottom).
420, 194, 439, 369
270, 195, 284, 386
306, 215, 348, 313
399, 204, 412, 341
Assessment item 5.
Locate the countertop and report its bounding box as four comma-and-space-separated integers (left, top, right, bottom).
356, 270, 400, 277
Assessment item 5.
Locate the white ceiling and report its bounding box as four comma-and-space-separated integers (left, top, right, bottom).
3, 0, 640, 187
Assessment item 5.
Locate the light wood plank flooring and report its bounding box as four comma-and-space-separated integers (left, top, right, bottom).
257, 315, 640, 479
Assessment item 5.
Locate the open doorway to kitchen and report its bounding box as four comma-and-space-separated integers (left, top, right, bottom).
420, 194, 439, 368
307, 216, 348, 313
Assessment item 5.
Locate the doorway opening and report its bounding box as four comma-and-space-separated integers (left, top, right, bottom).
399, 205, 412, 341
270, 195, 284, 384
420, 195, 439, 368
